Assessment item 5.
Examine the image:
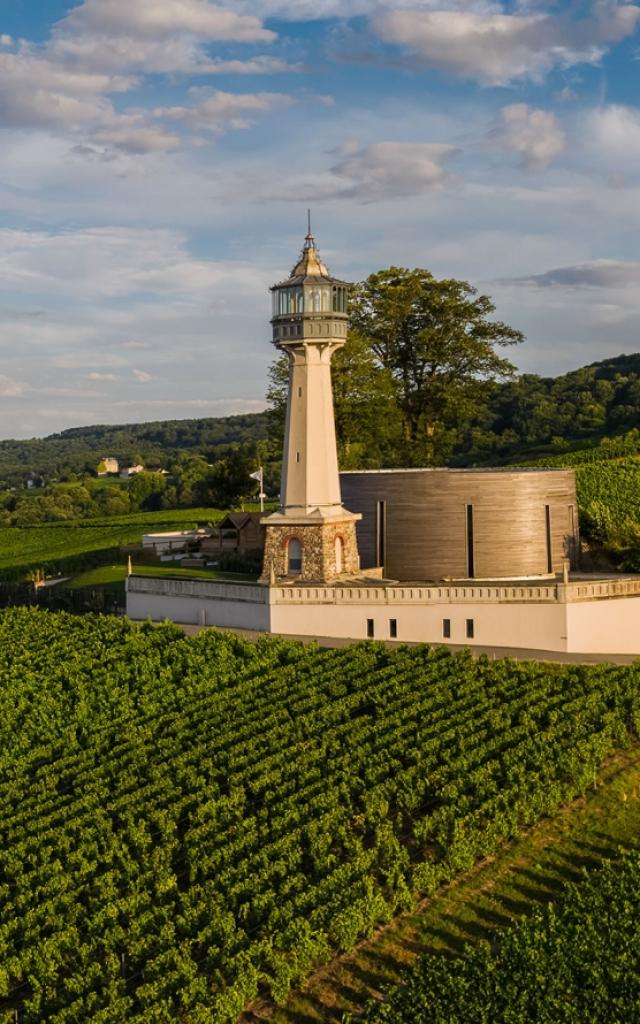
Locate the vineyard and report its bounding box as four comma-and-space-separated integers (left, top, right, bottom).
1, 609, 640, 1022
353, 850, 640, 1023
525, 433, 640, 549
0, 508, 225, 577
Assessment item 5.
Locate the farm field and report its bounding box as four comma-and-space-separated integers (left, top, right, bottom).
352, 846, 640, 1024
261, 743, 640, 1022
2, 609, 640, 1023
0, 508, 226, 575
526, 439, 640, 546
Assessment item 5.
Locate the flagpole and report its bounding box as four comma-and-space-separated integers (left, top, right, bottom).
251, 467, 265, 512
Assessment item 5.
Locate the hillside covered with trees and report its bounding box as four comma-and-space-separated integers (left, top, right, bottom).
0, 413, 270, 491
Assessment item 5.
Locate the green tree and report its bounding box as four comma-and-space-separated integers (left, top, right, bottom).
169, 453, 210, 507
350, 267, 523, 464
203, 449, 255, 508
129, 471, 167, 511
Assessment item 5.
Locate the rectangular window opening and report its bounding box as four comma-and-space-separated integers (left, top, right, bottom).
366, 618, 374, 639
296, 451, 300, 464
545, 504, 553, 574
389, 619, 397, 639
297, 386, 302, 398
466, 619, 474, 640
466, 504, 475, 578
376, 500, 386, 569
443, 618, 451, 639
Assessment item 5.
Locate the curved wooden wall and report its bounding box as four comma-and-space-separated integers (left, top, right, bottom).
340, 468, 579, 581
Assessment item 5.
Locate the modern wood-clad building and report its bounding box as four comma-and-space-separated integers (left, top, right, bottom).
340, 468, 579, 582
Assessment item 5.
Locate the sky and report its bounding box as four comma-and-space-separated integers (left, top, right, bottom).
1, 0, 640, 439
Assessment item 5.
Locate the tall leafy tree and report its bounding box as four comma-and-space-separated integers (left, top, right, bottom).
350, 267, 523, 464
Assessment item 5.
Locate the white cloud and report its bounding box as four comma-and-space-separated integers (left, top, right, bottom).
0, 48, 133, 129
504, 260, 640, 288
0, 227, 269, 299
87, 372, 118, 380
48, 31, 289, 77
132, 368, 152, 382
235, 0, 480, 18
586, 103, 640, 164
0, 34, 13, 47
93, 113, 181, 154
487, 104, 567, 168
373, 4, 640, 85
157, 89, 292, 133
0, 375, 27, 398
58, 0, 275, 44
322, 141, 456, 200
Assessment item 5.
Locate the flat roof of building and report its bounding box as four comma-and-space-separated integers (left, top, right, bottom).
340, 466, 570, 474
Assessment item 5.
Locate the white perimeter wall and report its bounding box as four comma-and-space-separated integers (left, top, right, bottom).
270, 600, 568, 651
126, 591, 270, 630
127, 585, 640, 656
566, 598, 640, 655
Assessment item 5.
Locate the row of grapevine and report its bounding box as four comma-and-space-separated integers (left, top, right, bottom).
523, 434, 640, 543
351, 849, 640, 1023
0, 608, 639, 1022
0, 507, 227, 575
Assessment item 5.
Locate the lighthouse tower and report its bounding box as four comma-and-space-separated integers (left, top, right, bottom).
260, 221, 361, 583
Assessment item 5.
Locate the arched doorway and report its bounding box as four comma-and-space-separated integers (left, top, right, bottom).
334, 535, 344, 574
287, 537, 302, 575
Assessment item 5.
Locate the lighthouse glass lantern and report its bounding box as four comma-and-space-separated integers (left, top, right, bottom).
260, 222, 361, 584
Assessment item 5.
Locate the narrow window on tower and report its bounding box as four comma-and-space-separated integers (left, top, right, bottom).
466, 619, 475, 639
296, 451, 300, 463
545, 504, 553, 573
298, 387, 302, 398
443, 618, 451, 639
366, 619, 375, 639
376, 500, 386, 568
389, 618, 398, 639
466, 504, 475, 578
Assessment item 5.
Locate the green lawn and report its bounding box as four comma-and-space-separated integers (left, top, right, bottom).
68, 563, 257, 590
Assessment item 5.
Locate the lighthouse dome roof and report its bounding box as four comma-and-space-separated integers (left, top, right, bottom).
272, 224, 350, 289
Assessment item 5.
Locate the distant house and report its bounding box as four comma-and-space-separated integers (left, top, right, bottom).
98, 458, 119, 476
202, 512, 265, 554
120, 464, 145, 479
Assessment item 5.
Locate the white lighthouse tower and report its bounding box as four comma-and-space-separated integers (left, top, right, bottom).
260, 220, 361, 583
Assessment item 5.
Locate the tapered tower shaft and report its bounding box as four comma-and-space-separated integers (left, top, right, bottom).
260, 225, 360, 583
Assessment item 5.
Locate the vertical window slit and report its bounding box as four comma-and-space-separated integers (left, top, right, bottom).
466, 504, 475, 578
545, 505, 553, 574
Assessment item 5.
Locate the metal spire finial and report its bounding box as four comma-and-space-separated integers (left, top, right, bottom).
307, 208, 312, 237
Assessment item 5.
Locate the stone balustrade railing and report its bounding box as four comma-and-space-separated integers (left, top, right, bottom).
127, 574, 640, 606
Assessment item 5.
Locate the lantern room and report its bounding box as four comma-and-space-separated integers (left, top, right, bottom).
270, 220, 350, 347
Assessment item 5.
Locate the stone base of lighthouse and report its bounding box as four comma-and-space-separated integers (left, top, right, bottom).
260, 515, 361, 584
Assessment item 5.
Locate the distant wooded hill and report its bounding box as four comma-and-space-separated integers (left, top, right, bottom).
470, 352, 640, 465
4, 352, 640, 489
0, 413, 270, 489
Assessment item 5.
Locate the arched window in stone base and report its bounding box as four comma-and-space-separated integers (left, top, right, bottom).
335, 535, 344, 574
287, 537, 303, 575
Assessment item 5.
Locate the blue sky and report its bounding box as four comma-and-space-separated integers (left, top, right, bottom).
1, 0, 640, 438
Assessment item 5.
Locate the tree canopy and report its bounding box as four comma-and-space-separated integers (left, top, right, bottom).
349, 267, 523, 464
